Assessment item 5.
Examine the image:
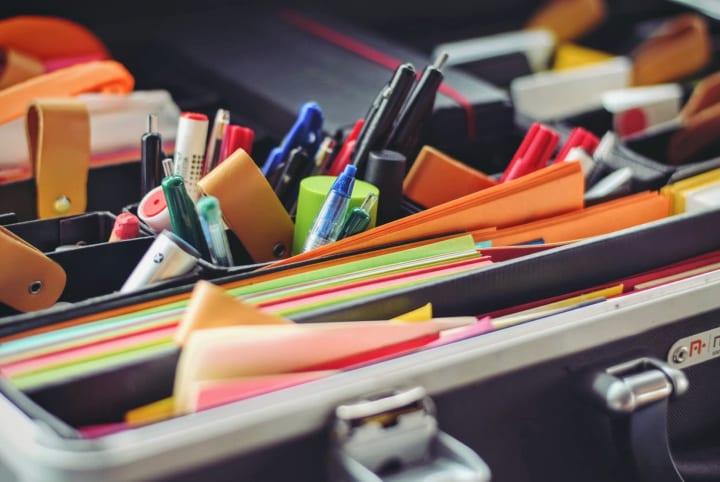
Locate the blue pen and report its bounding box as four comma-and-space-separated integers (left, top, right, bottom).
262, 102, 324, 177
303, 165, 357, 252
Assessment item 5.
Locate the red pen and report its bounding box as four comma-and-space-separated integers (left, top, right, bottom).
554, 127, 600, 164
327, 118, 365, 176
218, 124, 255, 162
501, 123, 560, 182
108, 212, 140, 242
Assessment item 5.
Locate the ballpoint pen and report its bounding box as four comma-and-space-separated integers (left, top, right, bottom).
312, 135, 337, 175
140, 114, 163, 197
261, 102, 324, 177
174, 112, 209, 201
327, 119, 363, 176
303, 164, 357, 252
352, 63, 416, 175
274, 146, 313, 212
337, 192, 377, 240
161, 174, 211, 261
202, 108, 231, 176
196, 195, 234, 267
386, 53, 449, 164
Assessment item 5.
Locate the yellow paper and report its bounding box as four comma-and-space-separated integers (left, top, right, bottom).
661, 167, 720, 214
392, 303, 433, 322
125, 397, 175, 426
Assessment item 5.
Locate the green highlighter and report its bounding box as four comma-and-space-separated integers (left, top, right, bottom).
337, 192, 378, 240
161, 175, 211, 261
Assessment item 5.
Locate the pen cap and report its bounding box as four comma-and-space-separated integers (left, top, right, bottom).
294, 176, 379, 255
120, 230, 199, 294
109, 212, 140, 242
137, 185, 172, 233
364, 150, 406, 225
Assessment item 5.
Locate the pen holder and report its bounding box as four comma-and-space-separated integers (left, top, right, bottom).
0, 160, 141, 222
293, 177, 380, 255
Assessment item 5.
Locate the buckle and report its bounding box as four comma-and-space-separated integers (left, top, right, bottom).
584, 357, 689, 414
330, 386, 491, 481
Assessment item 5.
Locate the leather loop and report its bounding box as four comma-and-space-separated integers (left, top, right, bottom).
613, 398, 684, 482
26, 98, 90, 219
0, 226, 66, 312
632, 14, 711, 86
197, 149, 294, 263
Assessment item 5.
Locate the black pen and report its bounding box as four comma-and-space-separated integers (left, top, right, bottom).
274, 146, 313, 212
140, 114, 164, 197
386, 53, 449, 164
352, 62, 416, 174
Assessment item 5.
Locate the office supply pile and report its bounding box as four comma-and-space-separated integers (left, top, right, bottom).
2, 1, 720, 480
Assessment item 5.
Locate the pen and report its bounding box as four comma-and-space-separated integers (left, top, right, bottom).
202, 108, 231, 176
312, 135, 337, 175
174, 112, 209, 201
352, 63, 416, 174
218, 124, 255, 161
196, 195, 234, 267
303, 164, 357, 252
108, 212, 140, 242
161, 174, 211, 261
274, 146, 313, 212
337, 192, 377, 239
327, 119, 364, 176
261, 102, 324, 177
140, 114, 163, 197
386, 53, 449, 164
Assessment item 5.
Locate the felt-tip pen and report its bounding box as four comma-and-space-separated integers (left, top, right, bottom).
303, 164, 357, 252
196, 195, 234, 267
162, 174, 211, 261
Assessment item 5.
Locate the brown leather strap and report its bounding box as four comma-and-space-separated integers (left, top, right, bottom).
0, 48, 44, 89
632, 14, 711, 86
25, 98, 90, 219
198, 149, 294, 263
0, 226, 66, 312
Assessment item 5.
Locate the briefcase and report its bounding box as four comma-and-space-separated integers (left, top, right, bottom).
0, 207, 719, 481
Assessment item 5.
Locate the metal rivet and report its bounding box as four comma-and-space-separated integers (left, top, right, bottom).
273, 243, 287, 258
672, 346, 689, 364
54, 195, 71, 213
28, 281, 43, 295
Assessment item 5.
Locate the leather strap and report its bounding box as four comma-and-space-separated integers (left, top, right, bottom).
0, 48, 44, 89
26, 98, 90, 219
0, 226, 66, 312
632, 14, 711, 86
197, 149, 294, 263
613, 398, 684, 482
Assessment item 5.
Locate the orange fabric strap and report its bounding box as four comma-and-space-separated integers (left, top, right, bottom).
0, 60, 134, 125
0, 16, 109, 61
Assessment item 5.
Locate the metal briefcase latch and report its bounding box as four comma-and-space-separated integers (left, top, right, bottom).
582, 357, 689, 482
329, 386, 491, 482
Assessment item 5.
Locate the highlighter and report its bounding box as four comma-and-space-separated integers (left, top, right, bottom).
161, 175, 211, 261
303, 165, 357, 252
196, 195, 234, 267
337, 192, 377, 240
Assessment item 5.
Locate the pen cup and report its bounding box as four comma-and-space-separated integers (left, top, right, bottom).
293, 176, 379, 255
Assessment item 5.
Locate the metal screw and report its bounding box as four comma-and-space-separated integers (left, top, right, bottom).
53, 195, 71, 213
28, 281, 43, 295
273, 243, 286, 258
672, 346, 689, 364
